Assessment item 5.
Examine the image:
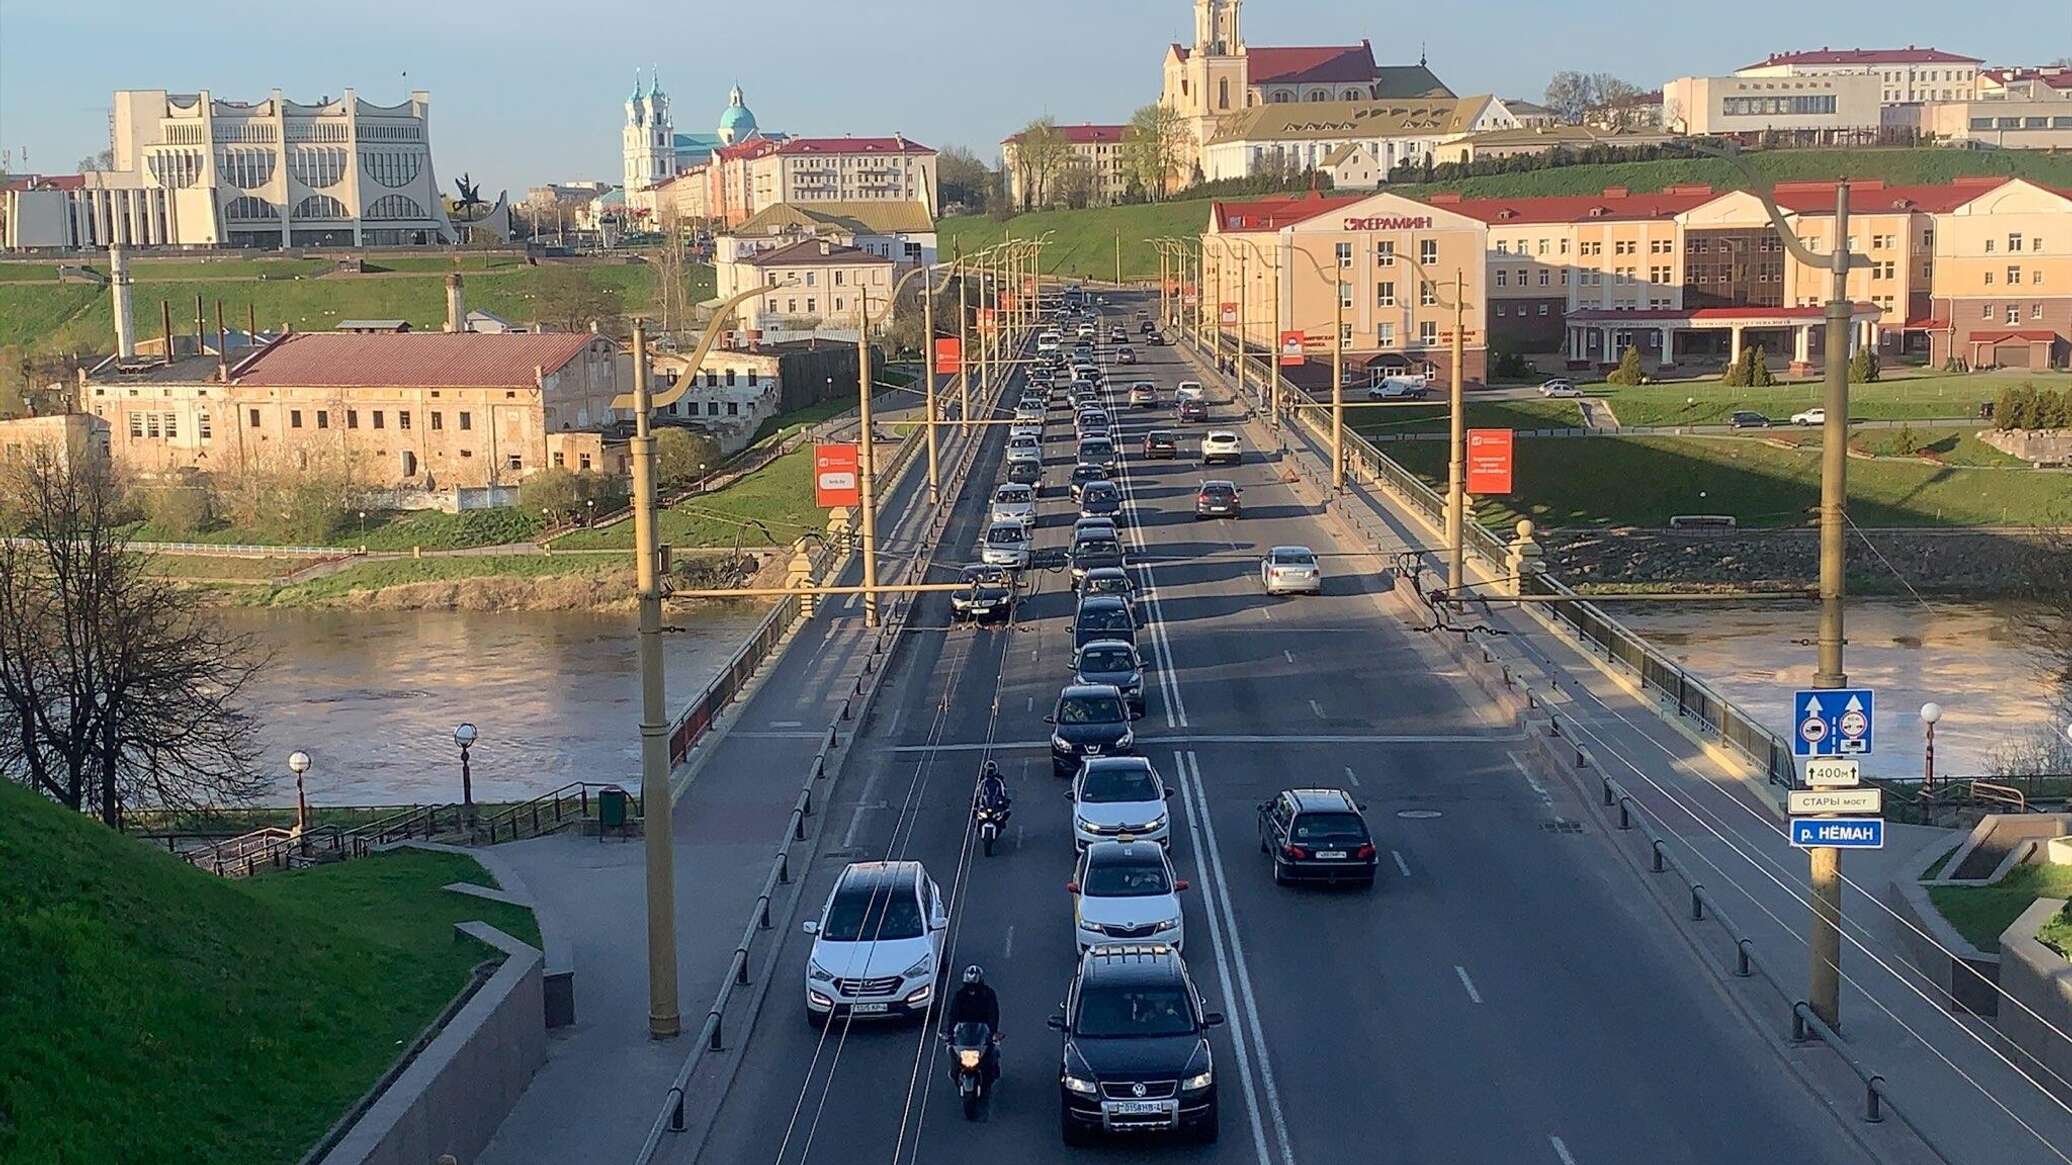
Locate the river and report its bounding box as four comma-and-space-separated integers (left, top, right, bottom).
223, 607, 771, 806
1618, 599, 2066, 781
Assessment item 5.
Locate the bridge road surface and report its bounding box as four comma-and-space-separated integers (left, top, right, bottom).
685, 295, 1867, 1165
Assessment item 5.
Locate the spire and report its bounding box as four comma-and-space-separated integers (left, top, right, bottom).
1420, 41, 1428, 68
630, 68, 643, 102
649, 65, 664, 98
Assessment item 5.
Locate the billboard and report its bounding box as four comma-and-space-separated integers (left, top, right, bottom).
813, 443, 861, 508
1219, 302, 1239, 326
933, 337, 962, 375
1279, 331, 1306, 366
1465, 429, 1514, 495
977, 307, 998, 333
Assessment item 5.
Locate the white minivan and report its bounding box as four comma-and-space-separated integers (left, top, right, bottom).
981, 519, 1032, 568
802, 861, 947, 1027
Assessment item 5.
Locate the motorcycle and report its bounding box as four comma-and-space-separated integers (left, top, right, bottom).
974, 803, 1010, 857
945, 1022, 998, 1119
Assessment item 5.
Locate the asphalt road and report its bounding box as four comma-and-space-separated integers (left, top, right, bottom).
687, 294, 1868, 1165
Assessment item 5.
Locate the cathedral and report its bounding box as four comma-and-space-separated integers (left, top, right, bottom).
622, 72, 765, 216
1159, 0, 1453, 173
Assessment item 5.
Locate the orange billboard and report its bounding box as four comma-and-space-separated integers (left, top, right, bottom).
933, 337, 962, 375
814, 443, 861, 508
1279, 331, 1306, 366
1465, 429, 1514, 495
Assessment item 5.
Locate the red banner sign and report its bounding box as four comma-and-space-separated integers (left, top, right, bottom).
814, 443, 861, 508
1465, 429, 1514, 496
1219, 302, 1239, 326
1279, 331, 1306, 366
977, 307, 998, 333
933, 337, 962, 375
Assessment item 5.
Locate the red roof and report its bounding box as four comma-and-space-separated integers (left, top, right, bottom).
1247, 43, 1379, 86
1981, 67, 2072, 90
1439, 187, 1720, 225
1743, 46, 1982, 69
1003, 124, 1127, 145
772, 136, 934, 157
741, 238, 893, 268
715, 138, 782, 163
1211, 191, 1365, 232
232, 332, 601, 389
1967, 329, 2061, 344
2, 173, 86, 192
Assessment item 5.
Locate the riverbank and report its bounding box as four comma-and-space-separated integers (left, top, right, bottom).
167, 549, 782, 611
1548, 527, 2066, 596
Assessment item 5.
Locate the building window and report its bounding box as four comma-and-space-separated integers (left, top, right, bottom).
1418, 321, 1437, 346
2009, 233, 2023, 252
1338, 282, 1353, 309
1494, 270, 1508, 288
1494, 305, 1506, 317
346, 409, 358, 429
431, 411, 444, 431
2007, 266, 2021, 285
1376, 281, 1395, 307
1985, 271, 1995, 285
1537, 270, 1550, 287
1335, 242, 1351, 268
2007, 305, 2021, 325
1420, 281, 1438, 307
1538, 304, 1550, 316
1981, 303, 1995, 319
1377, 322, 1395, 346
1418, 239, 1437, 265
1537, 240, 1550, 256
458, 411, 472, 431
727, 401, 740, 416
2035, 303, 2046, 320
318, 410, 333, 430
398, 410, 411, 430
290, 409, 303, 429
128, 414, 143, 439
506, 454, 522, 472
197, 412, 211, 441
1984, 239, 1995, 254
552, 452, 565, 468
164, 414, 177, 439
249, 408, 261, 428
372, 411, 385, 430
1376, 241, 1394, 266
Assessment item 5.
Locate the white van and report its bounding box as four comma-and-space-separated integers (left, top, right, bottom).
1036, 331, 1062, 353
1367, 375, 1432, 401
981, 519, 1032, 568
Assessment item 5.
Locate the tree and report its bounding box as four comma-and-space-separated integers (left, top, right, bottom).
1009, 118, 1071, 210
936, 145, 996, 213
1748, 344, 1775, 387
1544, 71, 1593, 124
1605, 345, 1645, 385
1055, 157, 1097, 210
75, 149, 113, 173
532, 265, 625, 334
1892, 423, 1920, 455
654, 427, 722, 489
519, 468, 627, 523
1847, 347, 1880, 384
1121, 103, 1188, 202
0, 449, 267, 826
1588, 75, 1643, 128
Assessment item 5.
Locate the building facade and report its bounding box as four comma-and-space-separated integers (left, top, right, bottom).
1736, 47, 1983, 103
1001, 124, 1130, 208
1158, 0, 1452, 173
622, 76, 766, 220
1200, 96, 1518, 182
5, 89, 456, 251
1661, 72, 1884, 137
1915, 70, 2072, 150
713, 201, 936, 302
735, 238, 895, 341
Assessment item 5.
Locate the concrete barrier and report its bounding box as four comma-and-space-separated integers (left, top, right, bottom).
1886, 834, 2001, 1017
317, 922, 546, 1165
1997, 898, 2072, 1105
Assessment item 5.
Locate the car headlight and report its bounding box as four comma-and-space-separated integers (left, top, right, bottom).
1182, 1070, 1213, 1090
1063, 1074, 1099, 1095
808, 961, 835, 983
1152, 917, 1180, 932
1116, 731, 1134, 749
1074, 816, 1097, 834
900, 956, 934, 981
1051, 734, 1071, 751
1142, 812, 1168, 832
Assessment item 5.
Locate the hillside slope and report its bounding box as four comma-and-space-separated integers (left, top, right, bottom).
0, 781, 537, 1163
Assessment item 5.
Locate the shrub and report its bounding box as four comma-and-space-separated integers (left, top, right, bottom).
2036, 387, 2070, 430
140, 483, 216, 537
1748, 344, 1775, 387
1605, 345, 1645, 386
1892, 424, 1920, 456
1847, 348, 1880, 384
655, 427, 723, 489
520, 469, 628, 523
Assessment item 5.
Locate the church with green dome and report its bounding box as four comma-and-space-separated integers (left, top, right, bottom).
622, 72, 777, 215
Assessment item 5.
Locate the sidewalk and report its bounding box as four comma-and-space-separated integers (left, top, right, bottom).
473, 384, 995, 1165
1183, 335, 2072, 1163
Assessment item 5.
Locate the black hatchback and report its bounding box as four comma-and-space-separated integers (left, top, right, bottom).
1257, 788, 1378, 886
1073, 594, 1138, 649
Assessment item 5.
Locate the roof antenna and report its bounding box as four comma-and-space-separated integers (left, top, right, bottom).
1420, 42, 1428, 68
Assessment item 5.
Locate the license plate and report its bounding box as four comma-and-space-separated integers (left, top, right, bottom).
1317, 850, 1347, 859
850, 1002, 889, 1014
1105, 1101, 1169, 1117
1084, 746, 1102, 755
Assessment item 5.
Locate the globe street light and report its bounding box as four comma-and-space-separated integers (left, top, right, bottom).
453, 722, 479, 830
287, 750, 312, 837
1919, 702, 1942, 793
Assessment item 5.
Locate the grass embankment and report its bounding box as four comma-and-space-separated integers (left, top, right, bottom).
141, 554, 322, 583
1386, 433, 2072, 529
0, 780, 537, 1163
554, 445, 823, 551
1926, 862, 2072, 953
943, 149, 2072, 283
133, 506, 545, 552
1596, 374, 2025, 428
232, 554, 619, 608
1351, 397, 1582, 437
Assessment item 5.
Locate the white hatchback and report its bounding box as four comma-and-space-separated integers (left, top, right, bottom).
1072, 840, 1186, 953
1201, 430, 1242, 465
991, 483, 1036, 527
803, 861, 947, 1026
1072, 756, 1173, 851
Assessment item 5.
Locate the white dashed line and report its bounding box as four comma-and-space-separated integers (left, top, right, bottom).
1342, 765, 1359, 787
1454, 965, 1483, 1005
1003, 924, 1015, 959
1550, 1135, 1577, 1165
1283, 649, 1295, 664
1308, 698, 1325, 719
1392, 850, 1412, 878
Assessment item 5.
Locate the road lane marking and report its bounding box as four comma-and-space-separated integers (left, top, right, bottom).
1308, 699, 1325, 719
1454, 965, 1483, 1005
1392, 850, 1412, 878
769, 720, 804, 728
1184, 751, 1297, 1165
1342, 765, 1360, 787
1003, 924, 1015, 959
1026, 695, 1034, 712
1550, 1135, 1577, 1165
1283, 649, 1296, 664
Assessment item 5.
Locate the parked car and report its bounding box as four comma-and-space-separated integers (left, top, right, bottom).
1367, 376, 1431, 401
1728, 410, 1772, 429
1539, 378, 1581, 398
1791, 408, 1826, 426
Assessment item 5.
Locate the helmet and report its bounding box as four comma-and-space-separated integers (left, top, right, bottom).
963, 965, 985, 986
981, 760, 1000, 778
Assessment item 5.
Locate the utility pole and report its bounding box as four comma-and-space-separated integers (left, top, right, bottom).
1332, 279, 1345, 491
1267, 244, 1282, 431
1235, 248, 1248, 405
855, 296, 881, 628
921, 264, 939, 503
629, 320, 680, 1040
957, 250, 970, 430
1114, 228, 1122, 287
1446, 267, 1468, 594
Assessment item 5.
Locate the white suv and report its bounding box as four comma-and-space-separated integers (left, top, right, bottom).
1200, 430, 1242, 465
1072, 840, 1186, 953
803, 861, 947, 1027
1072, 756, 1173, 851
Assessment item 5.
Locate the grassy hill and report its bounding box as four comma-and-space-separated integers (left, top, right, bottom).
0, 780, 539, 1163
942, 148, 2072, 283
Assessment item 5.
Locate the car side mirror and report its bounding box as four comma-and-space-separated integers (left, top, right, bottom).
1202, 1011, 1227, 1029
1174, 879, 1190, 892
1043, 714, 1057, 725
1046, 1014, 1068, 1032
1130, 707, 1145, 721
1066, 881, 1080, 893
801, 920, 820, 936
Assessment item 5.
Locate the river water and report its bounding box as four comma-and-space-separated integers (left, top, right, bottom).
1618, 599, 2065, 781
223, 607, 771, 807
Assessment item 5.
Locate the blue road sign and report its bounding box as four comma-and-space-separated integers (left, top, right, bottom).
1790, 817, 1885, 849
1793, 688, 1876, 758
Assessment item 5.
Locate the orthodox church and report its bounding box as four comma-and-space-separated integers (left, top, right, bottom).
622, 72, 768, 215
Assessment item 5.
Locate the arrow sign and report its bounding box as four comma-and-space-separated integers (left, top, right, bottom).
1804, 759, 1861, 788
1793, 688, 1876, 757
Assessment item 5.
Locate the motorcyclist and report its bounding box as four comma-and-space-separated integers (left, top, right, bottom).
973, 761, 1012, 823
944, 965, 1001, 1081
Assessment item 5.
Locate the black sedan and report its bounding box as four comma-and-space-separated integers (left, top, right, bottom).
1728, 410, 1772, 429
950, 564, 1016, 624
1257, 788, 1378, 886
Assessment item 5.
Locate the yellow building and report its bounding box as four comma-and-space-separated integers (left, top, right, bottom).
1000, 124, 1130, 209
737, 237, 894, 341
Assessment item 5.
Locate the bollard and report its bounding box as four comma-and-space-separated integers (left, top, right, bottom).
1573, 747, 1587, 769
1690, 885, 1706, 921
1864, 1077, 1885, 1123
778, 851, 791, 884
801, 787, 812, 816
709, 1014, 725, 1051
1791, 1007, 1810, 1044
1735, 939, 1753, 978
1651, 840, 1666, 873
1603, 780, 1615, 807
1618, 800, 1632, 830
794, 813, 807, 841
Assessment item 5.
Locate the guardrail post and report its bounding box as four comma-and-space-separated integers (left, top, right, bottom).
759, 895, 772, 930
735, 947, 751, 986
709, 1014, 725, 1051
1690, 885, 1706, 921
1602, 778, 1615, 807
669, 1089, 686, 1132
1618, 799, 1632, 830
1735, 939, 1753, 978
1791, 1005, 1810, 1043
1650, 839, 1666, 873
1864, 1077, 1885, 1123
794, 813, 807, 842
778, 851, 791, 884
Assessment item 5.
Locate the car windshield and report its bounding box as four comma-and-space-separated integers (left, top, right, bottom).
996, 488, 1029, 503
1148, 432, 1174, 444
1272, 550, 1317, 566
1058, 695, 1125, 725
1075, 539, 1122, 559
1082, 858, 1171, 897
987, 526, 1025, 546
1084, 484, 1118, 502
1081, 766, 1157, 802
1085, 575, 1129, 597
820, 883, 924, 942
1079, 645, 1135, 672
1292, 812, 1369, 844
1075, 985, 1195, 1038
1073, 466, 1108, 482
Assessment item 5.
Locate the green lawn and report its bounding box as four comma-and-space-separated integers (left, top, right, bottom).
947, 149, 2072, 284
1385, 433, 2072, 529
132, 505, 544, 552
0, 780, 537, 1163
142, 553, 316, 582
553, 445, 824, 551
1842, 428, 2029, 467
1926, 862, 2072, 953
0, 263, 63, 282
238, 554, 616, 606
1595, 374, 2026, 428
2042, 907, 2072, 959
1349, 397, 1583, 437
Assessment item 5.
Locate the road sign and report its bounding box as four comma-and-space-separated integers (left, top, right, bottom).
1804, 758, 1861, 788
1789, 788, 1884, 816
933, 337, 962, 375
1465, 429, 1514, 495
1793, 688, 1876, 757
1790, 817, 1885, 849
1279, 330, 1305, 366
813, 443, 860, 508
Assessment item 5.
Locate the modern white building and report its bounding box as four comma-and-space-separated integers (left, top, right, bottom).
2, 89, 457, 251
1734, 47, 1984, 104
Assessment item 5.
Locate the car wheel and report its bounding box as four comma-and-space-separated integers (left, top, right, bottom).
1271, 859, 1288, 886
1061, 1109, 1091, 1147
1193, 1103, 1220, 1143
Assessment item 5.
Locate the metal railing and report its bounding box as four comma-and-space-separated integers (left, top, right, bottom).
630, 332, 1024, 1165
475, 782, 642, 844
180, 801, 464, 877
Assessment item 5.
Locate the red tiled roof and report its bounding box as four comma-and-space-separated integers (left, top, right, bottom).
1003, 124, 1127, 145
1439, 188, 1719, 225
1982, 67, 2072, 89
1247, 43, 1379, 86
772, 136, 934, 156
1569, 305, 1879, 323
232, 332, 600, 388
1967, 329, 2061, 343
741, 238, 894, 268
1211, 191, 1365, 232
715, 138, 782, 163
1743, 46, 1982, 69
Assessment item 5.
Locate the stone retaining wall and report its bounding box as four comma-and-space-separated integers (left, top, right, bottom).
1998, 898, 2072, 1104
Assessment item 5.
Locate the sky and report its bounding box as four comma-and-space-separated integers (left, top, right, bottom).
0, 0, 2063, 197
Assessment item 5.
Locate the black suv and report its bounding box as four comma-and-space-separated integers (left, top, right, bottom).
1073, 594, 1137, 649
1257, 788, 1378, 886
1073, 639, 1148, 717
1047, 683, 1135, 777
950, 563, 1016, 624
1048, 944, 1222, 1145
1068, 462, 1112, 500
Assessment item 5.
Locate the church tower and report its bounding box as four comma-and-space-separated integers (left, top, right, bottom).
1189, 0, 1249, 132
1195, 0, 1242, 55
622, 69, 674, 213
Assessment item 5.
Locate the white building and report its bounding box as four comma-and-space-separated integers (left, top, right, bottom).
1661, 72, 1885, 137
622, 75, 765, 220
713, 201, 937, 303
1735, 47, 1984, 104
1200, 96, 1519, 183
3, 89, 456, 251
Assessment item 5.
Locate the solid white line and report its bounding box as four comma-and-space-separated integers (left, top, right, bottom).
1026, 695, 1034, 712
1392, 850, 1412, 878
1185, 751, 1297, 1165
1550, 1135, 1577, 1165
1342, 765, 1360, 787
844, 592, 861, 611
1307, 698, 1325, 719
1454, 965, 1484, 1005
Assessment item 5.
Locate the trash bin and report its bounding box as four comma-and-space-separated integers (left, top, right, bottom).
598, 785, 630, 839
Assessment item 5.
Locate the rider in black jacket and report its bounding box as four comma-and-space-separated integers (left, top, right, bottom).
944, 965, 1002, 1080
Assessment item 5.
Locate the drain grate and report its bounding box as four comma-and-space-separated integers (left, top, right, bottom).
1540, 819, 1584, 833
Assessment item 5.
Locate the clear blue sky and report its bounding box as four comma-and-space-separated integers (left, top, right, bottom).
0, 0, 2059, 196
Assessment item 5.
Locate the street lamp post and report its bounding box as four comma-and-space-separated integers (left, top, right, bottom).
1920, 702, 1943, 794
287, 750, 311, 837
452, 722, 477, 830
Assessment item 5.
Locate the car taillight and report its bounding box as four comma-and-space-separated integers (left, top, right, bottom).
1284, 844, 1310, 860
1198, 492, 1211, 503
1354, 844, 1377, 861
